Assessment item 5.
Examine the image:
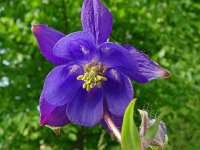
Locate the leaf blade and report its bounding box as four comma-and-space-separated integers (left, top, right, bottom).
121, 99, 141, 150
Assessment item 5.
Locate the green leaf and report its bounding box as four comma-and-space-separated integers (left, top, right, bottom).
121, 99, 141, 150
144, 107, 169, 142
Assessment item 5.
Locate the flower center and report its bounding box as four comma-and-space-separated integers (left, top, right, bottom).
77, 62, 107, 91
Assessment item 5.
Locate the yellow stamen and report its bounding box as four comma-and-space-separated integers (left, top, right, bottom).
77, 75, 84, 80
76, 62, 107, 91
101, 77, 107, 81
97, 82, 102, 88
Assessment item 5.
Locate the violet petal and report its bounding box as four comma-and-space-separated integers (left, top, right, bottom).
43, 64, 83, 106
123, 44, 170, 83
32, 24, 68, 65
101, 101, 123, 133
103, 69, 134, 116
66, 87, 103, 127
81, 0, 113, 45
98, 42, 137, 72
53, 31, 97, 65
40, 93, 70, 127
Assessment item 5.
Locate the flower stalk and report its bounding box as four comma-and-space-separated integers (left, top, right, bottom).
103, 112, 121, 143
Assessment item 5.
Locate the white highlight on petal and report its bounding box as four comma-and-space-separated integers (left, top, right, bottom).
104, 47, 110, 51
111, 69, 119, 80
80, 45, 90, 54
69, 65, 80, 74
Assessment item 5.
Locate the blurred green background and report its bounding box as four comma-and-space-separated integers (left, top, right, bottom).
0, 0, 199, 149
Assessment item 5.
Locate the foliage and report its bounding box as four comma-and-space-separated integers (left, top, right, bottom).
0, 0, 200, 149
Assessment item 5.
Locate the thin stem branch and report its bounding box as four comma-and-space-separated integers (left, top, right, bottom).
141, 140, 147, 150
103, 112, 121, 143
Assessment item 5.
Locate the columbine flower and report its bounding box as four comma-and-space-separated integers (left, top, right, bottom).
32, 0, 170, 128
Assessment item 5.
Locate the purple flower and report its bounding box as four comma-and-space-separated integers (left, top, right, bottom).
32, 0, 170, 128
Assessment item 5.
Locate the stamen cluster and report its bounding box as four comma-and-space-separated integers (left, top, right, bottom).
77, 62, 107, 91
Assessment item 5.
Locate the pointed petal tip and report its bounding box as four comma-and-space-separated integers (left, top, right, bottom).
31, 24, 39, 33
40, 122, 45, 126
31, 24, 47, 33
156, 69, 170, 79
160, 69, 171, 78
40, 118, 46, 126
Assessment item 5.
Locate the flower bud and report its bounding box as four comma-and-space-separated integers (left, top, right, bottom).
148, 119, 168, 147
139, 110, 168, 148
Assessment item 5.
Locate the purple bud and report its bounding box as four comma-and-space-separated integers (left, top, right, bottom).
149, 119, 168, 147
139, 110, 168, 148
